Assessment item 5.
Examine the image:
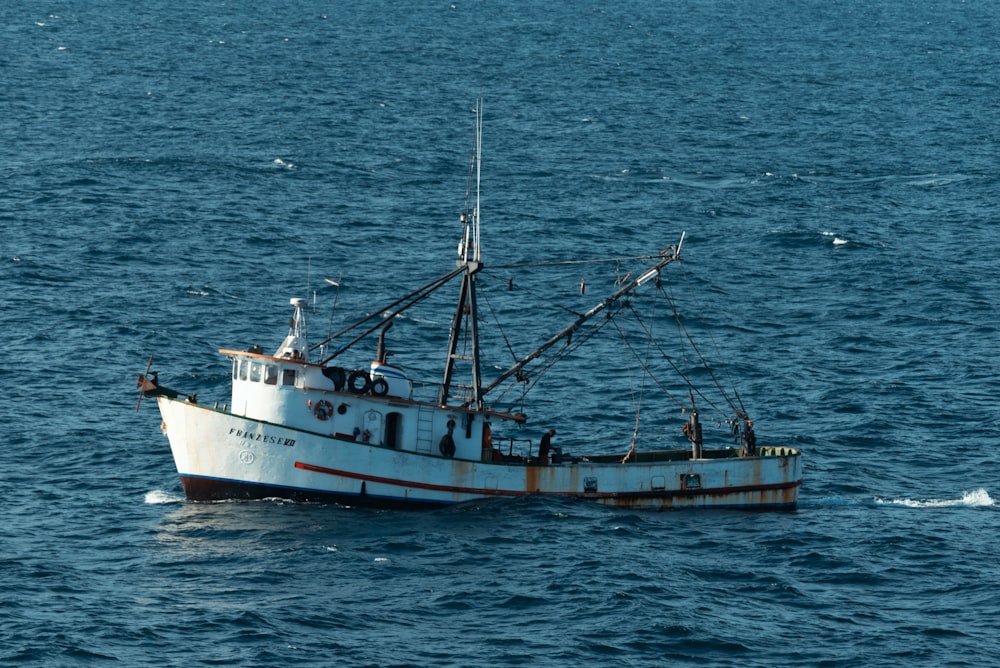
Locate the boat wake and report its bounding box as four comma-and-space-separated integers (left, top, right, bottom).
874, 488, 994, 508
806, 488, 994, 509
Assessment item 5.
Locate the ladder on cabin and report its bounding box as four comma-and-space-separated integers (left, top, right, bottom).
416, 405, 434, 453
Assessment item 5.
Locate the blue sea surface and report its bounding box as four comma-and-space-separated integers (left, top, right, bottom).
2, 0, 999, 666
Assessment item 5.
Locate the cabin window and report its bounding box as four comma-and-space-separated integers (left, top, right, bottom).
264, 364, 278, 385
249, 362, 261, 382
282, 369, 296, 386
683, 474, 702, 490
232, 360, 238, 380
239, 359, 248, 381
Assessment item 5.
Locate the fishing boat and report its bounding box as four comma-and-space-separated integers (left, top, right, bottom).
137, 103, 802, 510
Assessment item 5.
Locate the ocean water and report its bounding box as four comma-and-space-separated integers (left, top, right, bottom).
2, 0, 999, 665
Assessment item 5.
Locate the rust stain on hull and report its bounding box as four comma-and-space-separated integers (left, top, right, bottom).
580, 479, 802, 510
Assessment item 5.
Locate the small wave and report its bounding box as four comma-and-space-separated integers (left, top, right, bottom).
182, 286, 240, 300
144, 490, 183, 504
273, 158, 295, 169
875, 488, 994, 508
819, 231, 850, 245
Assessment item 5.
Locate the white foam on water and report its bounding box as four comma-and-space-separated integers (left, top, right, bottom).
875, 488, 994, 508
144, 489, 183, 504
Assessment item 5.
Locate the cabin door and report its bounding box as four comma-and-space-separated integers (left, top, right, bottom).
385, 412, 402, 449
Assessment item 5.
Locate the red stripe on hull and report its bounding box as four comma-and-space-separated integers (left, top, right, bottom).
294, 461, 531, 497
179, 476, 452, 509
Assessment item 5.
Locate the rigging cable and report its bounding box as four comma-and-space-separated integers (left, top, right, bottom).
478, 265, 607, 406
618, 290, 655, 463
477, 278, 520, 365
490, 300, 617, 409
672, 261, 748, 416
680, 260, 747, 418
617, 305, 724, 416
314, 265, 465, 364
652, 280, 742, 417
613, 264, 735, 421
477, 282, 531, 414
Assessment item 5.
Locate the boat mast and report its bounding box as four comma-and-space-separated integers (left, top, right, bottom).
438, 100, 485, 409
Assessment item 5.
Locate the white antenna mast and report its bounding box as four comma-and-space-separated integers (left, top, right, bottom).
323, 276, 342, 360
458, 99, 483, 265
474, 98, 482, 262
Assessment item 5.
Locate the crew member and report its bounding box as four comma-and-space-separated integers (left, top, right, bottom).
439, 420, 456, 458
537, 428, 556, 465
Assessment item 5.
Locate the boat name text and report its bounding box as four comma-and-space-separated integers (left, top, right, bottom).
229, 427, 296, 447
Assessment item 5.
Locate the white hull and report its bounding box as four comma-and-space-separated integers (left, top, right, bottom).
158, 396, 802, 510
